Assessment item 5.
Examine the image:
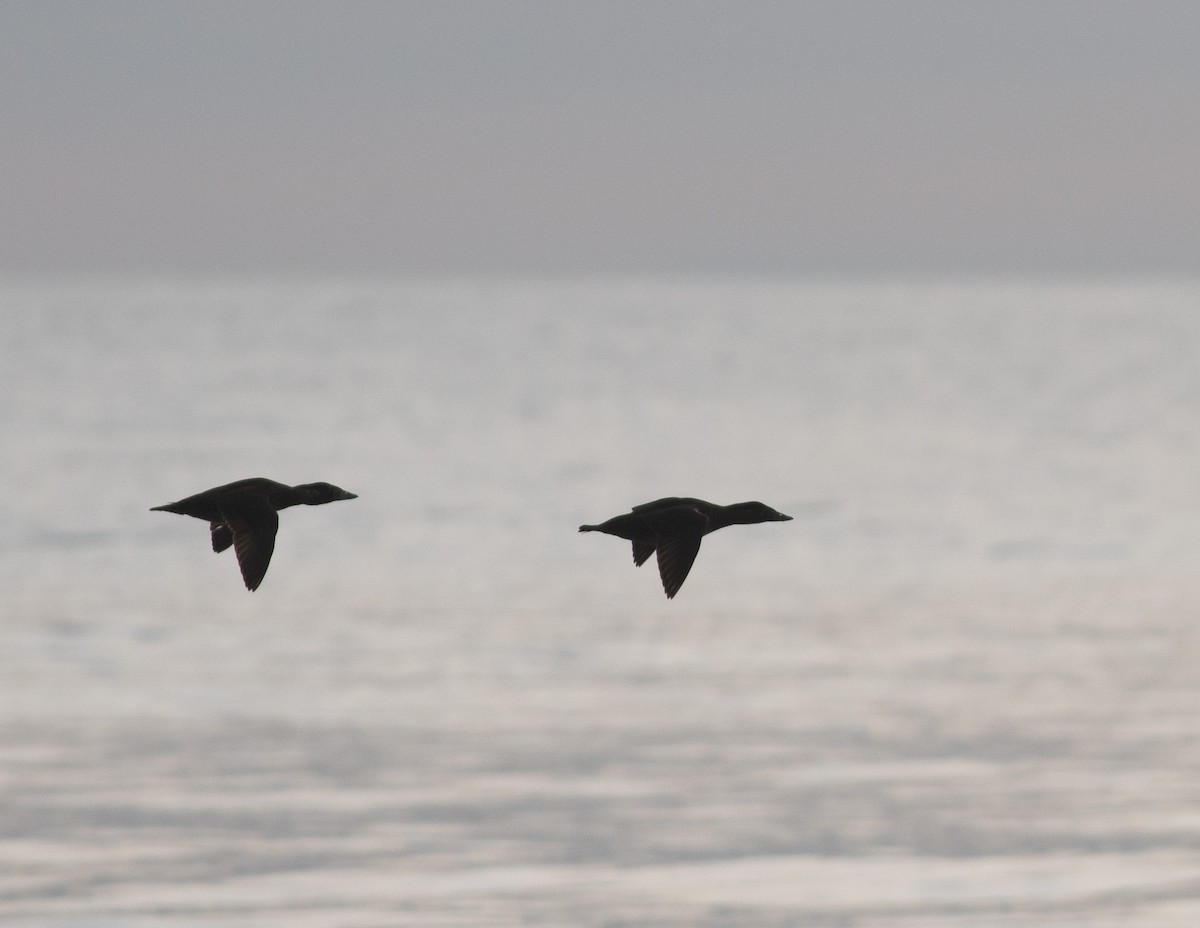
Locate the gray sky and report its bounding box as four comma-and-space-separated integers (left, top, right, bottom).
3, 1, 1198, 277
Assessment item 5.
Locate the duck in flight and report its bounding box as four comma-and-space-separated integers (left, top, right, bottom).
151, 478, 357, 591
579, 497, 792, 598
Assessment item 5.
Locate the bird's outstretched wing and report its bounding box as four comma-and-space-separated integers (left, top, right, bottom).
210, 522, 233, 553
656, 535, 702, 599
221, 497, 280, 592
631, 540, 656, 566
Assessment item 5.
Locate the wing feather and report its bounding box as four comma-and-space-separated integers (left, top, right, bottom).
656, 535, 702, 599
221, 499, 279, 592
632, 540, 656, 567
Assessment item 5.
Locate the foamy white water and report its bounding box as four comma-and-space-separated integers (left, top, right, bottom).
3, 277, 1200, 925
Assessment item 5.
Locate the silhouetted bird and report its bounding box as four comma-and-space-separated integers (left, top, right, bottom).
579, 497, 792, 598
151, 478, 357, 591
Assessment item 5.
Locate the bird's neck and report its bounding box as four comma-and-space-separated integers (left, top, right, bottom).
712, 504, 757, 528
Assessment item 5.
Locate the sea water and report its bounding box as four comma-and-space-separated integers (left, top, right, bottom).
3, 277, 1200, 926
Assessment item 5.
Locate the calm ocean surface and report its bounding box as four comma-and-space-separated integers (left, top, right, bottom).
4, 277, 1200, 926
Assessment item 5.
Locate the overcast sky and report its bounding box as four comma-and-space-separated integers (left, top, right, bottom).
2, 1, 1198, 277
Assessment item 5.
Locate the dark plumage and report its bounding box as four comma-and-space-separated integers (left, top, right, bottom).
151, 478, 357, 591
579, 497, 792, 598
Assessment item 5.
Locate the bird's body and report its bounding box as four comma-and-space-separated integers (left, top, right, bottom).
579, 497, 792, 598
151, 477, 357, 591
